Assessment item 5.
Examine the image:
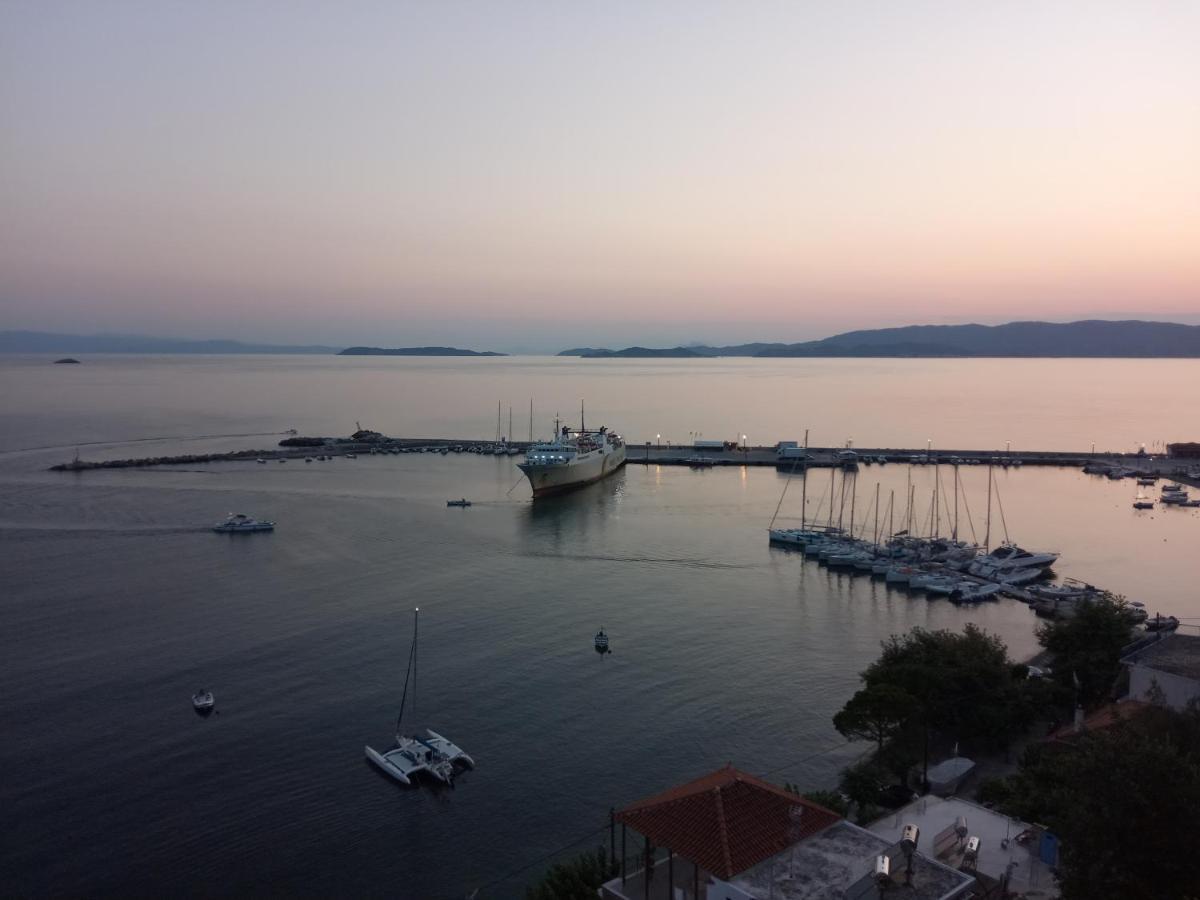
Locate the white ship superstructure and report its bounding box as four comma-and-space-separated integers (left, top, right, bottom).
518, 419, 626, 497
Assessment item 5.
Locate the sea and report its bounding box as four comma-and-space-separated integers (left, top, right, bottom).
1, 354, 1197, 898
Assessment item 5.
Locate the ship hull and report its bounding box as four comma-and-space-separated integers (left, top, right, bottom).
519, 445, 627, 497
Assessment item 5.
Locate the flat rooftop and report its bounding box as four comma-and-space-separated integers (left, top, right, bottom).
1124, 633, 1200, 679
729, 821, 972, 900
870, 796, 1059, 899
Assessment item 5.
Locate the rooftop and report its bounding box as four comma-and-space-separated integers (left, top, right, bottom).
1046, 700, 1151, 743
729, 821, 973, 900
1123, 633, 1200, 680
614, 765, 842, 880
869, 796, 1059, 899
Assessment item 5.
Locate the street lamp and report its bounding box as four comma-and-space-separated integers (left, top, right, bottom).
656, 433, 661, 449
742, 434, 747, 452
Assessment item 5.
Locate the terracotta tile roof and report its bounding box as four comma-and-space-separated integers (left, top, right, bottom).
1046, 700, 1152, 743
615, 764, 843, 880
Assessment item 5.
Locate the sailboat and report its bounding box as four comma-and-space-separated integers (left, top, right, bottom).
365, 608, 475, 786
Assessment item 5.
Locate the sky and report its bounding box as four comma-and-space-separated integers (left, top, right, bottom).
2, 1, 1198, 353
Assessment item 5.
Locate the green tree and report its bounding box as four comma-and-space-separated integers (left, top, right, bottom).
1036, 594, 1137, 708
854, 625, 1039, 780
1003, 705, 1200, 900
833, 683, 919, 752
525, 847, 618, 900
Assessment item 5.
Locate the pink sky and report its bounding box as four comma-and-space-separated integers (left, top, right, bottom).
2, 1, 1198, 352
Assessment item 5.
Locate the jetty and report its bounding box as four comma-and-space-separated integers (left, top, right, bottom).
48, 434, 1200, 485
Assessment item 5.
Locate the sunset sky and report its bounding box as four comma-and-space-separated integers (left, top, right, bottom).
2, 1, 1198, 352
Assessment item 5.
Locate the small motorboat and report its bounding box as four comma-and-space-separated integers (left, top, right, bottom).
1133, 499, 1155, 509
446, 498, 472, 508
256, 458, 266, 464
212, 513, 275, 533
192, 689, 215, 711
594, 629, 610, 654
345, 453, 357, 460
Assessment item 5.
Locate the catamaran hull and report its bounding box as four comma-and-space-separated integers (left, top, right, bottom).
365, 746, 413, 785
519, 446, 626, 497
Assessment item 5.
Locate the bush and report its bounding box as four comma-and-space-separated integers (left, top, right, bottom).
525, 847, 617, 900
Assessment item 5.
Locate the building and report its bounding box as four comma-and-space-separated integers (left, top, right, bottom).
601, 765, 976, 900
870, 796, 1060, 899
1121, 632, 1200, 710
1166, 441, 1200, 459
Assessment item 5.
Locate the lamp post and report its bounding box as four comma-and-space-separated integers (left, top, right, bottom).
742, 434, 747, 452
656, 433, 661, 449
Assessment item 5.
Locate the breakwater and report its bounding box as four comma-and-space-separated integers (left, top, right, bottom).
47, 433, 1200, 479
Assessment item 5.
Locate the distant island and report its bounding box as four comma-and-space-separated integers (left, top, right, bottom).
570, 346, 706, 358
559, 320, 1200, 359
54, 358, 81, 364
338, 346, 507, 357
0, 331, 338, 354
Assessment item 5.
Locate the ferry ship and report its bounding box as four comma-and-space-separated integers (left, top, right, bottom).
518, 417, 626, 497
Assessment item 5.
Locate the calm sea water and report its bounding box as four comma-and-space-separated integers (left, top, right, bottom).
1, 355, 1197, 897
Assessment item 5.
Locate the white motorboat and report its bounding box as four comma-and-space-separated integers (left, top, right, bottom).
594, 629, 610, 653
256, 458, 266, 464
970, 543, 1059, 572
212, 513, 275, 533
366, 608, 474, 787
953, 582, 1001, 603
192, 689, 215, 711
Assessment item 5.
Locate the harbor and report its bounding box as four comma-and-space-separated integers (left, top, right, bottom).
47, 432, 1200, 485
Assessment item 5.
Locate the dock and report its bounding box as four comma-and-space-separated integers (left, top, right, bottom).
47, 435, 1200, 484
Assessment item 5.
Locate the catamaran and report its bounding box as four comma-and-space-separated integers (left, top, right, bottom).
365, 608, 474, 786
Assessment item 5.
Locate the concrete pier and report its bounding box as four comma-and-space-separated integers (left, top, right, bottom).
48, 434, 1200, 483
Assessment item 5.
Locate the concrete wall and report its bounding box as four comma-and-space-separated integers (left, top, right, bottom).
1129, 666, 1200, 711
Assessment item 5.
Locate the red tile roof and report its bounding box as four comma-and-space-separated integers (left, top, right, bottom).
1046, 700, 1152, 743
615, 764, 842, 880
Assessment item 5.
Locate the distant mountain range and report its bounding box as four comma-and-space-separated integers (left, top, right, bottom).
559, 320, 1200, 358
0, 331, 338, 354
339, 346, 506, 357
562, 346, 707, 358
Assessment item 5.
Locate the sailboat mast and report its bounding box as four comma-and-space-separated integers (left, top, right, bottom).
985, 464, 993, 551
508, 406, 512, 443
849, 473, 856, 537
799, 429, 809, 531
873, 483, 880, 547
953, 467, 959, 542
828, 468, 835, 529
580, 400, 585, 432
933, 462, 940, 538
529, 399, 533, 442
496, 401, 501, 442
888, 489, 895, 541
413, 607, 418, 717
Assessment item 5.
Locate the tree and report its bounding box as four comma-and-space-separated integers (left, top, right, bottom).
525, 847, 618, 900
1036, 594, 1138, 709
1002, 705, 1200, 900
833, 683, 919, 752
855, 625, 1040, 780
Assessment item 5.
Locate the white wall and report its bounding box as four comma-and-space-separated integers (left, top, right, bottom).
1129, 666, 1200, 711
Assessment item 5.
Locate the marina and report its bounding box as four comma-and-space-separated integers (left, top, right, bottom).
4, 355, 1198, 897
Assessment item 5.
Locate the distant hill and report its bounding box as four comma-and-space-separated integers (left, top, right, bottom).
556, 321, 1200, 359
573, 346, 708, 358
0, 331, 338, 354
753, 320, 1200, 357
338, 346, 506, 357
